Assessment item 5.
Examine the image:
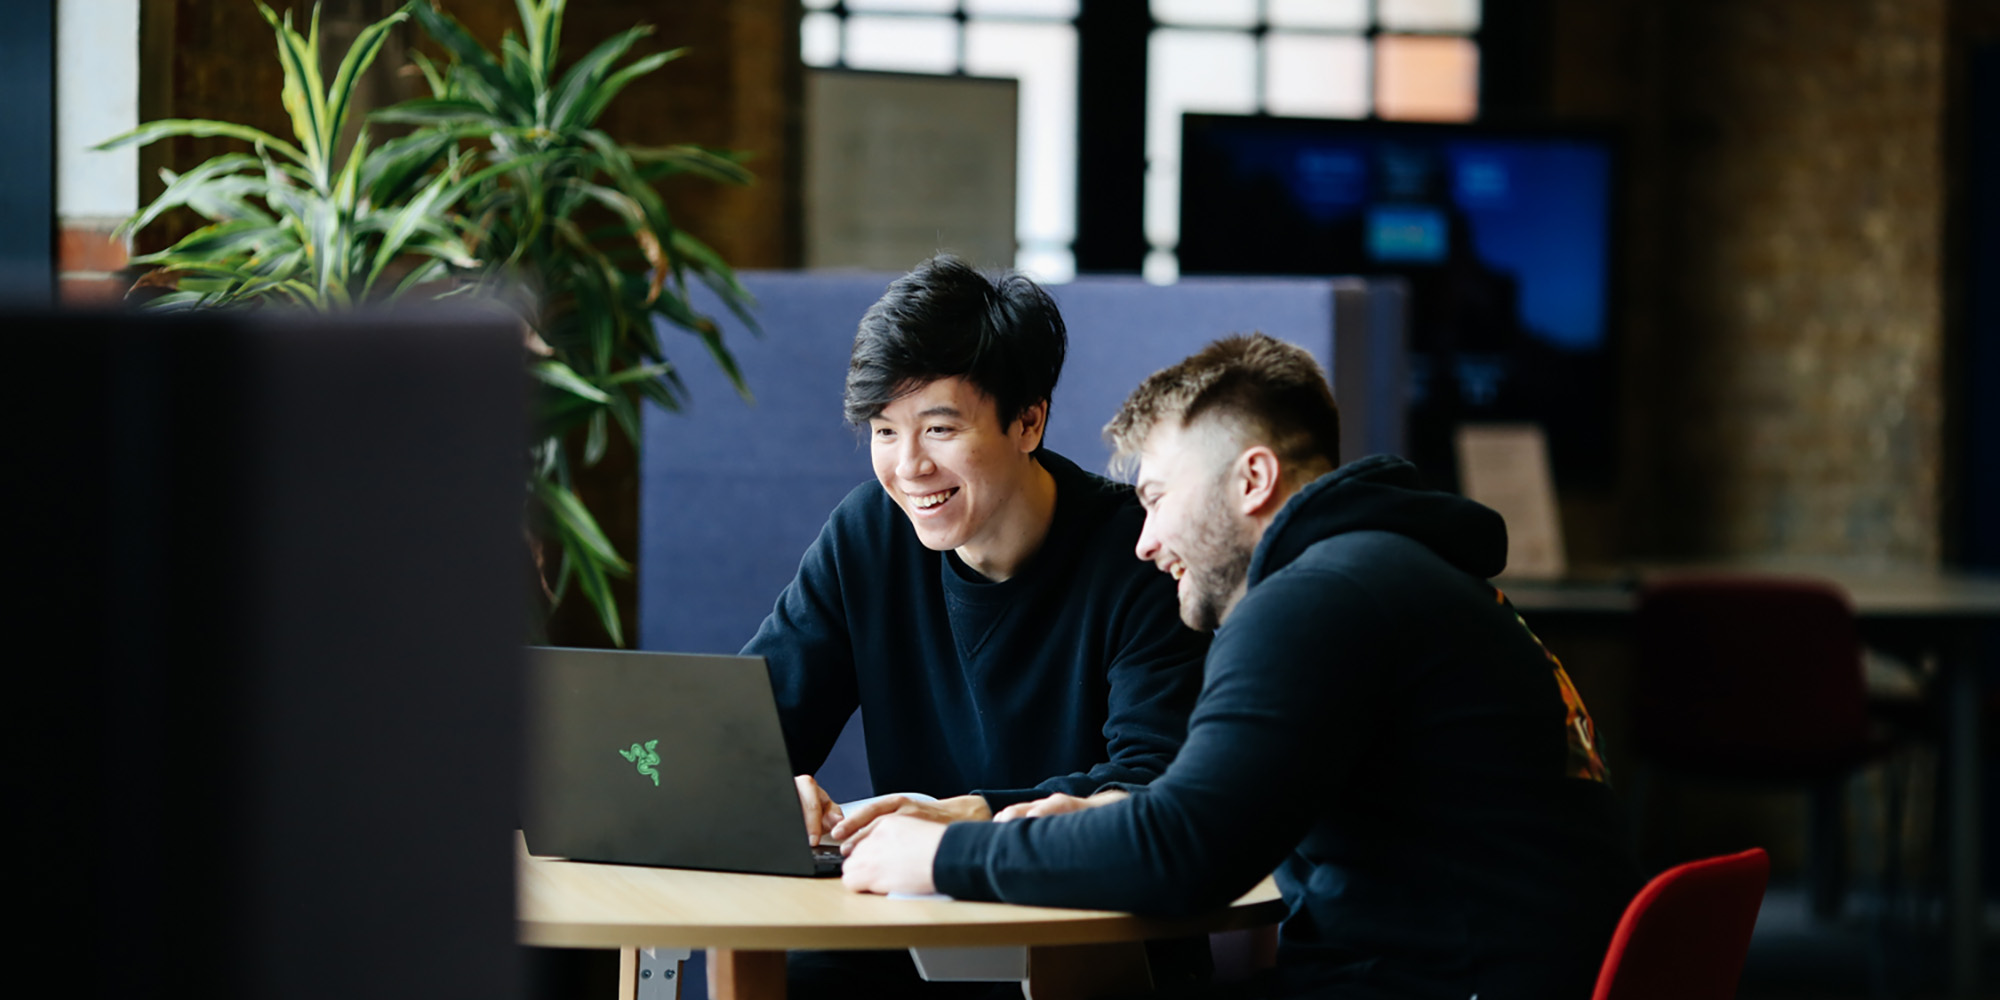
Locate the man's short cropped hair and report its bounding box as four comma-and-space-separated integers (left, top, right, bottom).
1105, 333, 1340, 478
844, 255, 1068, 432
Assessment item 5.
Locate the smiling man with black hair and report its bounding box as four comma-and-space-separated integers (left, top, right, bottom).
742, 255, 1210, 997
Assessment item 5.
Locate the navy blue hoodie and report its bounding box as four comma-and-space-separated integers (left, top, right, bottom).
933, 456, 1638, 999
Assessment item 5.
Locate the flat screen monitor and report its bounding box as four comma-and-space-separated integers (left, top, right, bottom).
1178, 114, 1620, 486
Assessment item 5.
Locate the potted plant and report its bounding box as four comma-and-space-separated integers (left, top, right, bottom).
100, 0, 758, 646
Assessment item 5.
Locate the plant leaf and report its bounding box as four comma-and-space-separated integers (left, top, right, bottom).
387, 256, 449, 301
549, 25, 652, 131
120, 153, 263, 236
575, 48, 683, 128
599, 362, 675, 386
94, 118, 310, 168
258, 1, 331, 186
628, 143, 754, 186
131, 218, 280, 263
364, 165, 460, 291
409, 2, 527, 117
368, 97, 507, 129
567, 544, 624, 647
530, 358, 612, 404
537, 479, 630, 572
323, 5, 409, 163
358, 128, 455, 206
410, 48, 447, 97
583, 408, 608, 465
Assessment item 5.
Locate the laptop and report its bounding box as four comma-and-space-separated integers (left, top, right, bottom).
523, 647, 843, 877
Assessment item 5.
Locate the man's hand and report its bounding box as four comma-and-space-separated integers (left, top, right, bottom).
841, 814, 947, 896
993, 788, 1129, 822
828, 793, 990, 845
795, 774, 845, 846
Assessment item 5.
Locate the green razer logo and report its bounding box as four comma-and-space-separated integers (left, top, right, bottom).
618, 740, 661, 786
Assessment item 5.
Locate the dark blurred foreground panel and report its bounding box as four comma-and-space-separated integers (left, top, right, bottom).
10, 309, 525, 1000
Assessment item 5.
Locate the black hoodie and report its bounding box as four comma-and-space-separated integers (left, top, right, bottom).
934, 456, 1638, 1000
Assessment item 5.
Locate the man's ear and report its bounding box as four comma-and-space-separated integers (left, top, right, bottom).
1234, 445, 1283, 517
1013, 399, 1050, 454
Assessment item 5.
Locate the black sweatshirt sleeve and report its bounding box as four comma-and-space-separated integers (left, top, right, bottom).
741, 511, 861, 777
935, 566, 1387, 914
971, 548, 1208, 810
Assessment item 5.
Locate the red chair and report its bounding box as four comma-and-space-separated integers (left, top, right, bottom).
1635, 575, 1881, 780
1634, 574, 1901, 916
1591, 847, 1771, 1000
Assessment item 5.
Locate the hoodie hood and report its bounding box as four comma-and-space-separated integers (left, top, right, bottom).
1246, 455, 1508, 587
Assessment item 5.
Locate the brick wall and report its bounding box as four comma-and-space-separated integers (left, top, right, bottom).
56, 221, 128, 305
1554, 0, 1949, 566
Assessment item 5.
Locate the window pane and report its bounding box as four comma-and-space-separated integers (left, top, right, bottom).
1146, 29, 1257, 165
802, 0, 837, 10
1144, 165, 1181, 249
966, 0, 1079, 17
1146, 29, 1257, 252
849, 0, 960, 13
801, 12, 841, 67
1017, 244, 1076, 283
1150, 0, 1257, 28
966, 20, 1077, 248
1378, 0, 1481, 32
1267, 0, 1370, 30
845, 15, 960, 73
1143, 246, 1179, 285
1264, 32, 1369, 118
1375, 35, 1478, 121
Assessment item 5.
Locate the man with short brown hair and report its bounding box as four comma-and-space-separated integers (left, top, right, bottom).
842, 334, 1637, 999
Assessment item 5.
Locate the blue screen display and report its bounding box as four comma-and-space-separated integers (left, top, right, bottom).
1181, 123, 1613, 352
1176, 115, 1620, 482
1367, 205, 1450, 263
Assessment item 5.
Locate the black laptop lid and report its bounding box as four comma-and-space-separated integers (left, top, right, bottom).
524, 648, 815, 876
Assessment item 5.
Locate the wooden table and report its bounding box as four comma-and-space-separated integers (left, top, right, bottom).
1503, 564, 2000, 1000
518, 836, 1287, 1000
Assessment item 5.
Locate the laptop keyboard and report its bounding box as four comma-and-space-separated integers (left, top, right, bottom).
811, 844, 844, 876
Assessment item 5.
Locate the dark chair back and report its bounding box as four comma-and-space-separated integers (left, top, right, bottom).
1634, 575, 1874, 779
1591, 847, 1771, 1000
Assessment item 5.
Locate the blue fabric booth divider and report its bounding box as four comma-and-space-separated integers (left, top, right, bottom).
640, 271, 1391, 800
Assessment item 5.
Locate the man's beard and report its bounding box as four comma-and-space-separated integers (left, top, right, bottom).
1181, 484, 1254, 632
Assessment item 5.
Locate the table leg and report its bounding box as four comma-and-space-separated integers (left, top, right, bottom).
1022, 941, 1153, 1000
618, 948, 639, 1000
1946, 631, 1986, 1000
708, 948, 786, 1000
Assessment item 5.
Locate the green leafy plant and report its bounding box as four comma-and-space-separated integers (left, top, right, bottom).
99, 0, 758, 647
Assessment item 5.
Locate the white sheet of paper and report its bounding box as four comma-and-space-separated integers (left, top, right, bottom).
909, 945, 1026, 981
1456, 424, 1566, 579
821, 791, 941, 847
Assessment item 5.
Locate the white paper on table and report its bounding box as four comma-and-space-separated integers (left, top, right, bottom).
837, 791, 939, 813
819, 791, 941, 847
909, 945, 1027, 982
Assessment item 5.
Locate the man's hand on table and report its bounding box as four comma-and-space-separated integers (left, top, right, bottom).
795, 774, 846, 847
836, 789, 1131, 896
993, 788, 1129, 821
840, 814, 947, 895
828, 792, 990, 844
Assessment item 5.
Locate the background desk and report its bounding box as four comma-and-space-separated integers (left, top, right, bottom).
518, 838, 1286, 1000
1502, 565, 2000, 999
